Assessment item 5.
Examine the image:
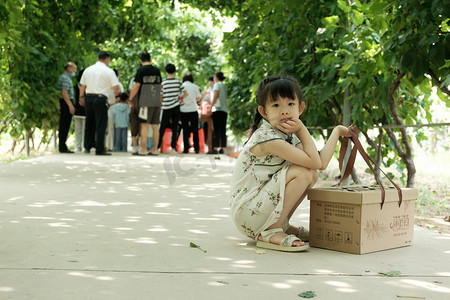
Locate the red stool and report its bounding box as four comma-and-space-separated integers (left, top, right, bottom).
163, 128, 182, 153
162, 128, 172, 153
186, 128, 206, 153
198, 128, 205, 153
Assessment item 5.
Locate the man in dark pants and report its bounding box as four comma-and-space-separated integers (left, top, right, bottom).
56, 62, 77, 153
79, 51, 119, 155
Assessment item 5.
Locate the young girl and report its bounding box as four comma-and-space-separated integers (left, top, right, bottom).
230, 76, 351, 252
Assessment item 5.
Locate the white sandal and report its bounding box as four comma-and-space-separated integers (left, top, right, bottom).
256, 228, 309, 252
282, 220, 310, 242
297, 226, 309, 242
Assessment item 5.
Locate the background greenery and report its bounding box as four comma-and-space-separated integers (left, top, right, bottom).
0, 0, 449, 189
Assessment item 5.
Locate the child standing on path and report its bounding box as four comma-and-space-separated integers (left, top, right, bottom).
230, 76, 352, 252
113, 92, 131, 152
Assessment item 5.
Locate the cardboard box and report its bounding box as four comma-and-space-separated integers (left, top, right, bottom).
307, 186, 418, 254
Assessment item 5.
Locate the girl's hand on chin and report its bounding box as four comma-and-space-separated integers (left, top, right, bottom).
278, 118, 302, 133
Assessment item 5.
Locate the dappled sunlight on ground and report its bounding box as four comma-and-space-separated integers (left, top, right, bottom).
398, 279, 450, 293
0, 154, 449, 298
325, 280, 357, 293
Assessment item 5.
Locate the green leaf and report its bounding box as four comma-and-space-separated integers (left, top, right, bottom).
337, 0, 351, 13
352, 10, 365, 27
190, 242, 207, 253
321, 15, 340, 27
440, 74, 450, 89
298, 291, 316, 298
378, 270, 401, 277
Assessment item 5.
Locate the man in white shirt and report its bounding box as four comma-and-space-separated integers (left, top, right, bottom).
79, 51, 120, 155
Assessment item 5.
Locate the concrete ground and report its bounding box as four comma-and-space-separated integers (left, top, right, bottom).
0, 153, 449, 300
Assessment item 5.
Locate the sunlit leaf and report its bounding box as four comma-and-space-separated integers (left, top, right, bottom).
378, 270, 401, 277
298, 291, 316, 298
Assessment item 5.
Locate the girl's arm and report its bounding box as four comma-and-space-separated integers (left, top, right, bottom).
291, 120, 321, 166
250, 119, 322, 169
251, 139, 321, 169
251, 122, 352, 170
318, 125, 352, 170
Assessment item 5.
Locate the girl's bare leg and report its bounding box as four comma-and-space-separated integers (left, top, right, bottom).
259, 165, 317, 246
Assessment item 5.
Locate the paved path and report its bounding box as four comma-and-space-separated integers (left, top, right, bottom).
0, 153, 449, 299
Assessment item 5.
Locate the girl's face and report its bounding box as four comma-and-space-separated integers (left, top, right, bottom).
258, 96, 305, 130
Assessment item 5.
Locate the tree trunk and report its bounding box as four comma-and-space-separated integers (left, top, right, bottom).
386, 72, 416, 187
37, 130, 46, 151
351, 168, 361, 184
29, 129, 35, 150
53, 130, 57, 150
9, 139, 17, 155
25, 131, 31, 157
45, 135, 53, 151
0, 119, 11, 135
428, 68, 450, 97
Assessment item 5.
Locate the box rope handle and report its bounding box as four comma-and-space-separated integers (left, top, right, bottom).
336, 126, 403, 209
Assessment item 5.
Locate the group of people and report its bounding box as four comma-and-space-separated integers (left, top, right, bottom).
58, 55, 357, 253
57, 51, 228, 156
57, 51, 127, 155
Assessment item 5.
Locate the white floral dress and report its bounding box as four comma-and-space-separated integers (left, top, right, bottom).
230, 119, 301, 240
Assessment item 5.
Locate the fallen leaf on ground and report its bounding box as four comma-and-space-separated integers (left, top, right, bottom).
378, 270, 401, 277
298, 291, 316, 298
190, 242, 207, 253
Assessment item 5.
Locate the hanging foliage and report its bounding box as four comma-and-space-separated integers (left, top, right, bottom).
184, 0, 450, 187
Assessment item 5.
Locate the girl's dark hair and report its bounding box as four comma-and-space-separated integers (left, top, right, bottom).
182, 72, 194, 83
208, 76, 214, 82
248, 75, 303, 138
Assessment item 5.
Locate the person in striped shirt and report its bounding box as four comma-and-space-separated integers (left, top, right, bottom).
158, 64, 187, 154
57, 61, 77, 153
